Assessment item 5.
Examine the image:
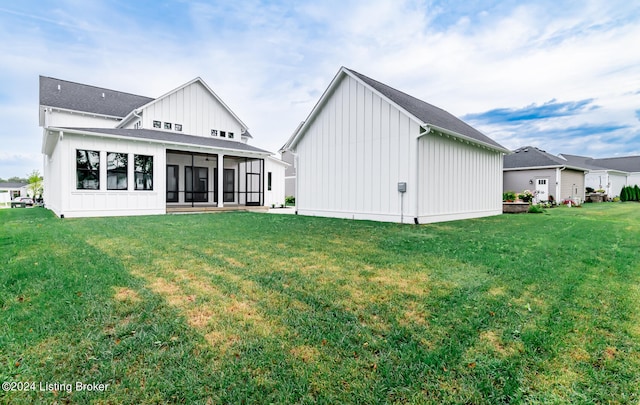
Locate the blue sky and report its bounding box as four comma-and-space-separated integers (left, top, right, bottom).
1, 0, 639, 178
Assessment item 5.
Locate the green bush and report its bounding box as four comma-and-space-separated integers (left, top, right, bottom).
634, 185, 640, 201
528, 204, 545, 214
503, 191, 516, 201
621, 186, 629, 202
285, 195, 295, 205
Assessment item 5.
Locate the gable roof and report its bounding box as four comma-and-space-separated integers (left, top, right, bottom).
52, 127, 270, 155
39, 76, 154, 118
117, 77, 248, 131
288, 67, 507, 152
346, 68, 506, 151
505, 146, 587, 171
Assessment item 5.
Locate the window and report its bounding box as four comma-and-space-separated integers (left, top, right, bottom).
175, 124, 182, 132
153, 120, 161, 128
76, 150, 100, 189
211, 129, 218, 137
107, 152, 128, 190
134, 155, 153, 190
185, 166, 208, 202
220, 131, 226, 138
228, 132, 234, 139
267, 172, 272, 191
164, 122, 172, 130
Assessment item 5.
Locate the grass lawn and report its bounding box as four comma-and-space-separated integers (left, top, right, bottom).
1, 204, 639, 404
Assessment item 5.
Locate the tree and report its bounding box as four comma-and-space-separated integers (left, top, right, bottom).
27, 170, 43, 200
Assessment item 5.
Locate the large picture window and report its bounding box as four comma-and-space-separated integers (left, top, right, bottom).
135, 155, 153, 190
76, 149, 100, 189
107, 152, 128, 190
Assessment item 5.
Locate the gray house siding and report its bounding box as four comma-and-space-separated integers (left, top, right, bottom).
504, 169, 555, 194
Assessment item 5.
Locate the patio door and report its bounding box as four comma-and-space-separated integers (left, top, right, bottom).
185, 166, 208, 202
536, 178, 548, 202
166, 165, 179, 202
223, 169, 234, 202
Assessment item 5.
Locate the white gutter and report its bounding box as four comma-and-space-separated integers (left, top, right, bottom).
422, 123, 511, 154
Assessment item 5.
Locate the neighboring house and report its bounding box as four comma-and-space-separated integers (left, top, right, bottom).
592, 156, 640, 186
0, 182, 28, 204
286, 67, 509, 224
278, 122, 302, 199
40, 76, 281, 218
559, 154, 628, 198
504, 146, 586, 203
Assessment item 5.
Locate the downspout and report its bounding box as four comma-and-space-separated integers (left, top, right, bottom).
291, 150, 299, 215
133, 109, 142, 127
415, 125, 433, 225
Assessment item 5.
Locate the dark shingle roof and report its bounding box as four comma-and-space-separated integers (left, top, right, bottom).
504, 146, 586, 170
559, 154, 611, 171
40, 76, 154, 118
60, 128, 271, 154
590, 156, 640, 172
345, 68, 506, 151
0, 182, 27, 189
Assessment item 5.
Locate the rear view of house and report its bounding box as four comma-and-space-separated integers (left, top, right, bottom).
40, 76, 285, 218
286, 67, 509, 224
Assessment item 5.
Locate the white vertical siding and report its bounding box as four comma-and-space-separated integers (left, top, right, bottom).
296, 75, 417, 222
142, 81, 242, 139
265, 158, 287, 207
417, 133, 503, 223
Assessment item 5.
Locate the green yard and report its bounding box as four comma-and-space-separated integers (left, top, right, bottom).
1, 204, 639, 403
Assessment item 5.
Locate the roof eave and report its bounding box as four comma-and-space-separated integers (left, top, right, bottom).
48, 127, 271, 158
422, 123, 510, 154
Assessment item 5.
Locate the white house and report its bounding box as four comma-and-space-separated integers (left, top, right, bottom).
0, 182, 28, 205
286, 67, 509, 224
560, 154, 640, 197
40, 76, 284, 218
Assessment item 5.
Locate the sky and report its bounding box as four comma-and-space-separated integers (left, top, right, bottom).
1, 0, 639, 178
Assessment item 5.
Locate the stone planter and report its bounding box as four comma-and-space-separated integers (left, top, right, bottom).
502, 202, 529, 213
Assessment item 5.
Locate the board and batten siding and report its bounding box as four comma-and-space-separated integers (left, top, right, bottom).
296, 74, 417, 222
142, 81, 242, 139
418, 134, 503, 223
54, 133, 166, 218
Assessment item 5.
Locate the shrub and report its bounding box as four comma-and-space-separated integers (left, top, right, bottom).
503, 191, 516, 201
621, 186, 629, 202
586, 187, 595, 193
285, 195, 295, 205
528, 204, 544, 213
635, 185, 640, 201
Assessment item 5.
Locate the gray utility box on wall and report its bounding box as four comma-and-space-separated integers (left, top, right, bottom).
397, 182, 407, 193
